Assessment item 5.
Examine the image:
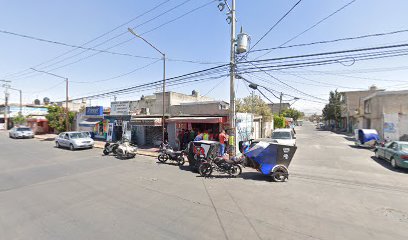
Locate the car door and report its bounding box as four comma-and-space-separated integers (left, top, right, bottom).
384, 142, 397, 161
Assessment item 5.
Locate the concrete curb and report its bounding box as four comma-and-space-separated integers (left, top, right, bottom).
34, 135, 158, 158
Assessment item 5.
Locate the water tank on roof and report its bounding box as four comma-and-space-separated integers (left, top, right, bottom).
34, 99, 40, 105
43, 97, 50, 105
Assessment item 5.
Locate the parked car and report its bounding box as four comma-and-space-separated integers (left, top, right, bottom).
375, 141, 408, 169
55, 131, 94, 150
270, 128, 296, 146
9, 126, 34, 139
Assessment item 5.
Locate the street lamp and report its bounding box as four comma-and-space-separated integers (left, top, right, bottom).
30, 68, 69, 131
128, 27, 166, 144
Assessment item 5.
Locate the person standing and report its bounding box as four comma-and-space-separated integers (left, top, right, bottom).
218, 130, 228, 156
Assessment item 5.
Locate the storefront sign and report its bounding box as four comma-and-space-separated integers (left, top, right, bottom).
86, 106, 103, 116
111, 101, 130, 115
132, 118, 162, 126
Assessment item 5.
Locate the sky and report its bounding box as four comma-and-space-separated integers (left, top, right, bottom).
2, 0, 408, 114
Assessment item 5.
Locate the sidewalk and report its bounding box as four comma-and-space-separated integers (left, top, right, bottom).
34, 134, 159, 158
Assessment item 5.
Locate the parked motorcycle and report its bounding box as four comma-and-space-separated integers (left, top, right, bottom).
198, 156, 242, 177
158, 143, 186, 166
116, 139, 138, 159
103, 141, 120, 155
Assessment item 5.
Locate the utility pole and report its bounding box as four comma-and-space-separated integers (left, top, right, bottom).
229, 0, 237, 156
128, 28, 166, 144
30, 68, 69, 131
1, 80, 11, 130
65, 78, 69, 131
278, 92, 283, 115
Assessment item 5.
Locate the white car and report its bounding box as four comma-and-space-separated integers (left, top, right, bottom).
55, 131, 94, 150
270, 128, 296, 146
9, 126, 34, 139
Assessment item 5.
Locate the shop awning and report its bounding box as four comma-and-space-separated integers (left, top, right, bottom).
167, 117, 223, 124
79, 118, 102, 126
131, 117, 162, 126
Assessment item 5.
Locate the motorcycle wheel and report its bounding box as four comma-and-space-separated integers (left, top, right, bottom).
229, 165, 242, 177
177, 156, 185, 166
158, 154, 168, 163
103, 149, 109, 155
112, 146, 118, 155
198, 162, 212, 177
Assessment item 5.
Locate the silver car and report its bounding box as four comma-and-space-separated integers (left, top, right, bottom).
55, 131, 94, 150
9, 126, 34, 139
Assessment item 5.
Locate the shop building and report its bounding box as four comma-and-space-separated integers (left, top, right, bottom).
363, 90, 408, 141
0, 104, 49, 132
76, 106, 105, 139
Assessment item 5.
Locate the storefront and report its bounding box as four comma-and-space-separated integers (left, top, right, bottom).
78, 106, 104, 139
26, 116, 51, 134
166, 116, 227, 149
130, 117, 162, 146
104, 115, 131, 142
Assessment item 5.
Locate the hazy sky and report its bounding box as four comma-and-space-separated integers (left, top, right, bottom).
2, 0, 408, 114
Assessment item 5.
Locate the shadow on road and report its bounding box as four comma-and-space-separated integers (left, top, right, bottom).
370, 156, 408, 173
343, 136, 355, 142
240, 172, 275, 182
40, 137, 55, 141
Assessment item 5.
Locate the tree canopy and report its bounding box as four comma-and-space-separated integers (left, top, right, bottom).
236, 94, 272, 121
322, 90, 343, 123
281, 108, 304, 121
46, 105, 75, 132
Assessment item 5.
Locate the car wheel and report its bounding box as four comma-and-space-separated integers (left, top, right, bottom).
375, 150, 381, 159
70, 144, 75, 151
56, 142, 60, 148
391, 158, 398, 169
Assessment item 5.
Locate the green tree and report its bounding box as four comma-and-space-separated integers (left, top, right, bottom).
273, 115, 285, 129
13, 113, 26, 125
46, 105, 75, 133
322, 90, 343, 125
281, 108, 304, 121
236, 94, 272, 121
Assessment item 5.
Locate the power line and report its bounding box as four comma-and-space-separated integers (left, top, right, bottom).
251, 29, 408, 52
61, 64, 229, 101
2, 0, 171, 79
5, 0, 194, 80
254, 0, 358, 59
246, 0, 303, 54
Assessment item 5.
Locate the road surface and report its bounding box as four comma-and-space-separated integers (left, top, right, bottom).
0, 122, 407, 240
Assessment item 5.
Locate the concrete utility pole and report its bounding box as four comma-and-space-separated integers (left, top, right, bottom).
128, 28, 166, 144
30, 68, 69, 131
229, 0, 237, 156
279, 92, 283, 115
1, 80, 11, 129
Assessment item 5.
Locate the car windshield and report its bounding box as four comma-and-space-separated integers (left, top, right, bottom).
400, 144, 408, 151
272, 131, 291, 139
69, 132, 86, 139
17, 128, 31, 131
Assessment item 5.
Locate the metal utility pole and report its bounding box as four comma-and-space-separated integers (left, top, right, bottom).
128, 28, 166, 144
278, 92, 283, 115
8, 87, 22, 115
229, 0, 237, 156
30, 68, 69, 131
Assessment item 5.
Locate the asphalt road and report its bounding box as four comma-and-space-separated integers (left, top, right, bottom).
0, 122, 407, 240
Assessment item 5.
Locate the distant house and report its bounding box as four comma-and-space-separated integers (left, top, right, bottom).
340, 86, 384, 133
268, 103, 290, 115
363, 90, 408, 141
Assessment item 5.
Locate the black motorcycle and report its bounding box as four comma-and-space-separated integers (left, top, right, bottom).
157, 143, 186, 166
198, 156, 242, 177
103, 141, 119, 155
